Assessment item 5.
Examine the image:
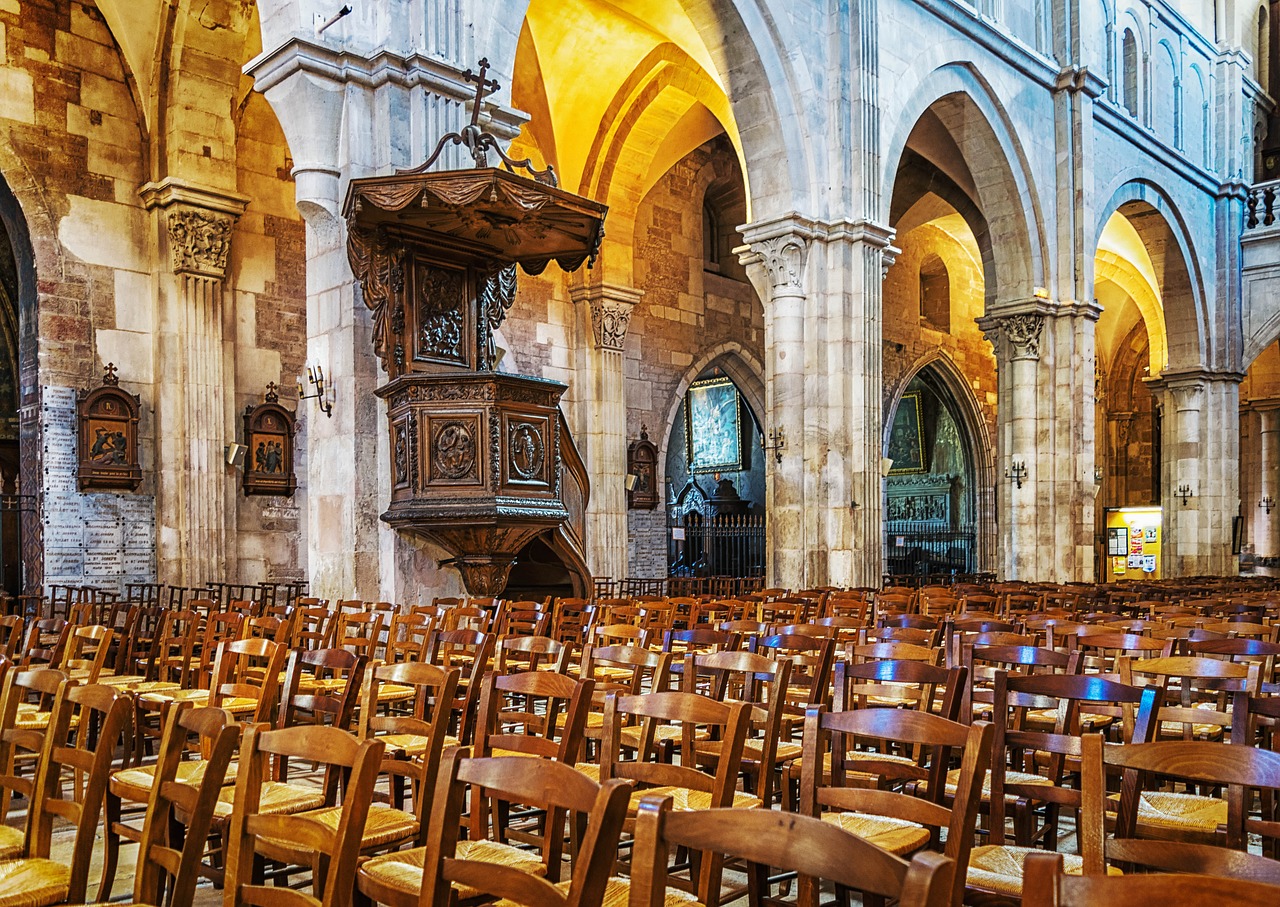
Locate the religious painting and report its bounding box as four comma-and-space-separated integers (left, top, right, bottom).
686, 377, 742, 474
242, 385, 297, 497
77, 363, 142, 492
887, 391, 926, 475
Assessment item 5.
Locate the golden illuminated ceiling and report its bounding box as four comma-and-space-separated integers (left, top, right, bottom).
1095, 212, 1168, 375
518, 0, 743, 207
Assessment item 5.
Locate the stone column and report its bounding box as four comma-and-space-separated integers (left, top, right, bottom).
982, 301, 1099, 582
1153, 369, 1242, 576
738, 227, 809, 588
139, 179, 249, 588
1256, 405, 1280, 562
570, 283, 642, 583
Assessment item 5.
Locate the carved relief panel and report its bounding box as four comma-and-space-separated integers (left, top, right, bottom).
503, 412, 552, 488
411, 259, 472, 369
425, 413, 484, 487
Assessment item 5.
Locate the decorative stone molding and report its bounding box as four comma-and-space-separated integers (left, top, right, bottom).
569, 283, 644, 352
167, 209, 235, 278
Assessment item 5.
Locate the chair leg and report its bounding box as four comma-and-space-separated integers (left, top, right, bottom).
99, 791, 121, 902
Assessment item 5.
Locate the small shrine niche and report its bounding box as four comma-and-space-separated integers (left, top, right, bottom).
242, 383, 297, 497
627, 425, 659, 510
77, 363, 142, 492
344, 58, 608, 596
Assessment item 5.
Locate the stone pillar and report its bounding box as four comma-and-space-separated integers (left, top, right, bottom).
140, 179, 249, 588
982, 301, 1099, 582
570, 283, 642, 583
1256, 405, 1280, 561
1153, 369, 1242, 576
739, 226, 809, 588
739, 216, 897, 589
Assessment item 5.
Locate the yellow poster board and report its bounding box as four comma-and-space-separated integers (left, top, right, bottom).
1104, 507, 1161, 582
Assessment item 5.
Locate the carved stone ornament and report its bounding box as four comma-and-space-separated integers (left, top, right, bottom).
1000, 313, 1045, 360
756, 235, 808, 293
590, 298, 634, 352
77, 363, 143, 492
168, 208, 234, 278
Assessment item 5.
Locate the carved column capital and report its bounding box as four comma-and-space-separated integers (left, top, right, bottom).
166, 208, 235, 278
985, 313, 1045, 361
569, 283, 644, 352
753, 234, 809, 294
139, 177, 249, 280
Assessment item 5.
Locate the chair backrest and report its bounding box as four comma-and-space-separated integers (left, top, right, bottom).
834, 658, 964, 718
134, 703, 239, 907
0, 616, 21, 660
225, 724, 384, 907
751, 633, 835, 709
631, 797, 956, 907
496, 600, 553, 637
426, 628, 494, 744
476, 669, 594, 762
0, 662, 49, 823
494, 634, 570, 674
334, 610, 386, 660
149, 609, 198, 684
29, 681, 132, 903
59, 623, 113, 681
386, 612, 433, 663
278, 647, 366, 731
600, 690, 749, 809
1022, 851, 1280, 906
801, 704, 993, 907
210, 637, 287, 724
419, 750, 631, 907
293, 605, 335, 650
22, 617, 69, 667
359, 659, 459, 822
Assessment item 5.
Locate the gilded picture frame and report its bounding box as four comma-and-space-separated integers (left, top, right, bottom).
686, 376, 742, 474
887, 390, 927, 475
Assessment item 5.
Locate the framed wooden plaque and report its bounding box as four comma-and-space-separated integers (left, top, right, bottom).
77, 363, 142, 492
627, 425, 659, 510
242, 384, 297, 497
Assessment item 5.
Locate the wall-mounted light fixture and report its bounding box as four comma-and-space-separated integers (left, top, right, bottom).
761, 426, 786, 464
1005, 459, 1027, 489
1176, 483, 1194, 506
1261, 495, 1275, 515
298, 365, 334, 418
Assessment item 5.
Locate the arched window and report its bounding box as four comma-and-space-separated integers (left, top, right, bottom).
918, 253, 950, 332
1122, 28, 1139, 117
702, 201, 720, 270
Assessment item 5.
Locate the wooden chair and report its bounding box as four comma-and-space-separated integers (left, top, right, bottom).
1022, 851, 1280, 906
1103, 734, 1280, 878
277, 646, 366, 732
192, 609, 245, 688
800, 705, 992, 907
20, 617, 69, 668
0, 681, 131, 906
293, 604, 336, 650
357, 750, 631, 907
496, 600, 554, 637
334, 610, 387, 661
576, 645, 674, 767
358, 660, 460, 839
99, 701, 239, 902
683, 650, 793, 807
0, 664, 57, 834
494, 634, 571, 675
387, 611, 434, 663
426, 628, 494, 744
551, 598, 595, 648
57, 623, 113, 682
476, 668, 593, 762
0, 616, 22, 661
224, 724, 385, 907
964, 673, 1160, 901
631, 797, 956, 907
146, 609, 199, 685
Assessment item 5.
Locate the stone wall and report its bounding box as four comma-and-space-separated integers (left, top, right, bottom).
0, 0, 306, 592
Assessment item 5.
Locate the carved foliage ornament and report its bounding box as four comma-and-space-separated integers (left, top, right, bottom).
168, 209, 234, 278
1001, 313, 1045, 360
346, 223, 406, 374
756, 235, 808, 293
477, 264, 518, 369
590, 298, 634, 352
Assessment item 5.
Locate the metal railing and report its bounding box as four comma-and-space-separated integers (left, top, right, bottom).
884, 525, 976, 580
668, 512, 766, 580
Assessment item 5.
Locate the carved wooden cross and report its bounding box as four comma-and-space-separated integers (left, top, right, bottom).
103, 362, 119, 385
463, 57, 499, 127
